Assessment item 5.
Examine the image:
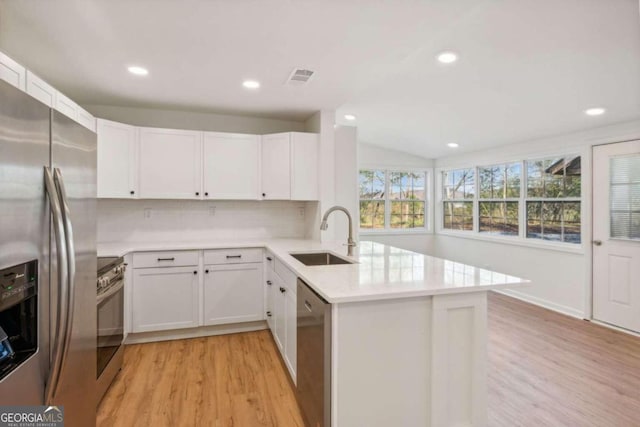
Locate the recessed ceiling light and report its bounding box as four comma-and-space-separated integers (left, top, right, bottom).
344, 114, 356, 121
585, 107, 605, 116
447, 143, 459, 148
127, 66, 148, 76
437, 52, 458, 64
242, 80, 260, 89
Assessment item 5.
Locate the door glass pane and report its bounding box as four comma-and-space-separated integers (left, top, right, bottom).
610, 155, 640, 240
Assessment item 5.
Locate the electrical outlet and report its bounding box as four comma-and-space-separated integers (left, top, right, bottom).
144, 208, 152, 219
209, 206, 216, 216
298, 207, 305, 218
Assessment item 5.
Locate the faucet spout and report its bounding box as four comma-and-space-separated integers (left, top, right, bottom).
319, 206, 356, 256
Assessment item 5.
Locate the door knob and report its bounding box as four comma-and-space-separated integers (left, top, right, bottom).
593, 240, 602, 246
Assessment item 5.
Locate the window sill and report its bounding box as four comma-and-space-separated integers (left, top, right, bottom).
435, 229, 585, 254
359, 229, 433, 237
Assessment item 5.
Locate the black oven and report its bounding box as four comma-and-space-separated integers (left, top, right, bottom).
96, 257, 125, 401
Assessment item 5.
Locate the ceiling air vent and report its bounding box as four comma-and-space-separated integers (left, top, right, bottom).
287, 68, 315, 85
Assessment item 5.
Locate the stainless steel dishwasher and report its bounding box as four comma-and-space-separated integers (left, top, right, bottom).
297, 278, 331, 427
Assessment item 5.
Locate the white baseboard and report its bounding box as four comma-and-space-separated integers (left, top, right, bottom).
495, 289, 585, 319
125, 321, 268, 345
589, 319, 640, 338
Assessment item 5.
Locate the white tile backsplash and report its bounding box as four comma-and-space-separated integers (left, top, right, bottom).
97, 199, 308, 243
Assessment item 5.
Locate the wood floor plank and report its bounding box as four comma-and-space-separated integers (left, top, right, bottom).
98, 294, 640, 426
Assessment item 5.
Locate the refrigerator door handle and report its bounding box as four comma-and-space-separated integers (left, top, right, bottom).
43, 166, 70, 405
52, 168, 76, 393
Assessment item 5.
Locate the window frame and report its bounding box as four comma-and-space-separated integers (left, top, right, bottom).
436, 153, 584, 252
359, 168, 430, 234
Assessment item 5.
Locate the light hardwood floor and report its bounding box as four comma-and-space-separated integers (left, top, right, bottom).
98, 293, 640, 427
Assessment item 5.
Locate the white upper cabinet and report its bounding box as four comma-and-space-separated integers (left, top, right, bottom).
25, 70, 55, 107
76, 106, 96, 132
261, 132, 319, 201
139, 127, 203, 199
54, 91, 78, 121
97, 119, 139, 198
290, 132, 319, 201
261, 133, 291, 200
0, 51, 26, 91
202, 132, 260, 199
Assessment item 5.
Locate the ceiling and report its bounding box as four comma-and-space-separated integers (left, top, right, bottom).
1, 0, 639, 158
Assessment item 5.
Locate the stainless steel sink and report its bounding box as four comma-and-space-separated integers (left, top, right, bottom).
290, 252, 354, 266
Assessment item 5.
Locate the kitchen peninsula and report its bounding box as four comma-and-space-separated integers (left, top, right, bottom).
98, 239, 528, 427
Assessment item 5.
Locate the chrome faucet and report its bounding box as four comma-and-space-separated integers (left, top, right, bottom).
320, 206, 357, 256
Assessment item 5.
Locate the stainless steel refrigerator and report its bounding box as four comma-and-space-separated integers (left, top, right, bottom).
0, 79, 97, 426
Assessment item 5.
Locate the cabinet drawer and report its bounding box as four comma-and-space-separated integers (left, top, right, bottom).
275, 259, 297, 293
133, 251, 199, 269
204, 248, 262, 265
264, 250, 275, 271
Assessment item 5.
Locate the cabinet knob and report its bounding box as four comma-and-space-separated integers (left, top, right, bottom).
195, 192, 200, 196
266, 280, 272, 285
279, 287, 286, 293
205, 269, 209, 274
193, 271, 197, 275
262, 193, 266, 197
130, 190, 135, 195
266, 257, 273, 261
266, 311, 272, 317
205, 192, 209, 196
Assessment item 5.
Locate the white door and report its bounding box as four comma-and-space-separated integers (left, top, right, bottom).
139, 127, 202, 199
593, 140, 640, 333
202, 132, 260, 199
132, 266, 200, 332
203, 263, 263, 326
97, 119, 138, 198
261, 133, 291, 200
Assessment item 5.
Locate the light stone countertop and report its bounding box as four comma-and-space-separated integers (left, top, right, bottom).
97, 238, 530, 303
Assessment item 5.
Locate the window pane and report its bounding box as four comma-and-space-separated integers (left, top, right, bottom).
391, 201, 425, 229
527, 201, 542, 238
443, 168, 474, 200
542, 201, 563, 241
563, 202, 581, 243
390, 172, 408, 200
479, 167, 493, 199
527, 157, 581, 199
443, 201, 473, 231
359, 201, 385, 229
479, 201, 518, 236
506, 163, 521, 198
359, 170, 385, 199
409, 172, 426, 200
610, 155, 640, 240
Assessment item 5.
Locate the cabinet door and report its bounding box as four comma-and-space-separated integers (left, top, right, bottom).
54, 91, 79, 121
273, 273, 286, 351
261, 133, 291, 200
25, 70, 55, 107
132, 266, 199, 332
97, 119, 138, 198
139, 127, 202, 199
284, 284, 297, 382
203, 132, 259, 199
291, 132, 319, 201
0, 51, 26, 91
203, 263, 263, 326
76, 106, 96, 132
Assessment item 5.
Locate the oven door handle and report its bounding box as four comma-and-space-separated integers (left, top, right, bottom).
97, 280, 124, 305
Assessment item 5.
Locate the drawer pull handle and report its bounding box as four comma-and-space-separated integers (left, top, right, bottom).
279, 287, 286, 293
157, 257, 175, 261
304, 301, 312, 312
266, 280, 272, 285
266, 257, 273, 261
266, 311, 272, 317
226, 255, 242, 259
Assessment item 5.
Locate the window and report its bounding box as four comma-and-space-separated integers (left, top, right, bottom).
442, 168, 474, 230
359, 170, 385, 229
478, 163, 520, 236
525, 156, 581, 243
439, 154, 582, 246
610, 155, 640, 240
359, 169, 427, 230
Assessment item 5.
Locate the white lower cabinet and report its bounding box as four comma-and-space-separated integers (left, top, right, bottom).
132, 266, 199, 332
265, 269, 275, 330
203, 263, 263, 325
284, 283, 297, 379
268, 263, 297, 382
273, 273, 286, 352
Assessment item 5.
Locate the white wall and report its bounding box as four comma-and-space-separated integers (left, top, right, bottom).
433, 119, 640, 318
358, 143, 435, 255
85, 104, 305, 134
335, 125, 359, 244
97, 199, 308, 243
